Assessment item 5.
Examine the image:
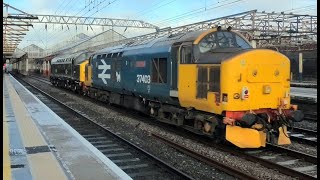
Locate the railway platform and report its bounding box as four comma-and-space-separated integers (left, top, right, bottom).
291, 81, 317, 88
290, 87, 317, 103
3, 74, 132, 180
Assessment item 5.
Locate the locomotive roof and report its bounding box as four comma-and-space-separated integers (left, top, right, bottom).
95, 30, 205, 55
51, 51, 91, 64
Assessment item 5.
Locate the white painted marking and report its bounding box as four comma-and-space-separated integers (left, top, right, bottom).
292, 165, 317, 172
259, 155, 279, 160
169, 90, 178, 97
116, 72, 121, 82
290, 134, 305, 137
276, 159, 299, 166
304, 137, 317, 141
98, 59, 111, 85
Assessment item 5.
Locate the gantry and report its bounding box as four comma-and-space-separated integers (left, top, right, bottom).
3, 2, 159, 57
83, 10, 316, 53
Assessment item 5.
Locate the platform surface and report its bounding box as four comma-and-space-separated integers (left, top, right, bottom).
291, 81, 317, 85
3, 74, 132, 180
291, 81, 317, 88
290, 87, 317, 102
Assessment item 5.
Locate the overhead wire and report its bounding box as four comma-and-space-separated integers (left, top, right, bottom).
86, 0, 119, 17
132, 0, 170, 18
153, 0, 233, 25
54, 0, 70, 14
154, 0, 242, 27
26, 0, 71, 49
58, 0, 77, 15
45, 0, 119, 49
40, 0, 76, 49
283, 5, 315, 13
179, 0, 244, 24
134, 0, 179, 19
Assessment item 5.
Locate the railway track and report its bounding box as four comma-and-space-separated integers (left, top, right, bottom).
291, 100, 317, 122
304, 113, 317, 122
16, 76, 263, 179
30, 75, 318, 121
28, 75, 317, 146
14, 75, 194, 180
22, 74, 317, 179
28, 74, 51, 84
240, 144, 317, 180
288, 127, 317, 146
152, 133, 318, 180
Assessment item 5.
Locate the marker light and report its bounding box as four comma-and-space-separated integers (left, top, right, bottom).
241, 87, 249, 100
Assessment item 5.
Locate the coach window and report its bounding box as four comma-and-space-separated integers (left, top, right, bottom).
96, 55, 101, 68
107, 53, 112, 58
101, 54, 106, 59
151, 58, 167, 83
181, 45, 193, 64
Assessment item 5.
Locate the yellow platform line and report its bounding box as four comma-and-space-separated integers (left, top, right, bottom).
3, 97, 12, 180
5, 75, 68, 180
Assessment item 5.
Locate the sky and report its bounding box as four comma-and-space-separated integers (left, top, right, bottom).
4, 0, 317, 50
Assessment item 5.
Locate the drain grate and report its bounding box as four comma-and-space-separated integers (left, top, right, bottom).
25, 146, 51, 154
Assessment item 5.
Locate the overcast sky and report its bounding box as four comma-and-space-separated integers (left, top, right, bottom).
4, 0, 317, 49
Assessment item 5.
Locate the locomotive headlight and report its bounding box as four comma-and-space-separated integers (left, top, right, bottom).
263, 85, 271, 94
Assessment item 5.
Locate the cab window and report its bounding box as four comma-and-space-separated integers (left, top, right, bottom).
181, 46, 192, 64
199, 31, 252, 53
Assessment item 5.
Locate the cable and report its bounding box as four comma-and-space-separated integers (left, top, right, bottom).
181, 0, 244, 23
54, 0, 69, 14
133, 0, 170, 18
86, 0, 119, 17
283, 5, 315, 13
47, 0, 118, 42
58, 0, 77, 15
154, 0, 234, 25
155, 0, 242, 27
134, 0, 179, 19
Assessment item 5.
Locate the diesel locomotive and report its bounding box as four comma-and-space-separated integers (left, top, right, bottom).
50, 27, 304, 148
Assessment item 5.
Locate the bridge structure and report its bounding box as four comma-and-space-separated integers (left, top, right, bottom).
3, 2, 159, 60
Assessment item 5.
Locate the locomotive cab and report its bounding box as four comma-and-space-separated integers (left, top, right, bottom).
178, 27, 303, 148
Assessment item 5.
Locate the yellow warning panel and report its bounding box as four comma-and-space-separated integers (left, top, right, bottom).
3, 100, 12, 180
226, 125, 266, 148
278, 126, 291, 145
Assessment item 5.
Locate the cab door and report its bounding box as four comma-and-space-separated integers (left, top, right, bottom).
177, 42, 222, 114
84, 56, 92, 87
